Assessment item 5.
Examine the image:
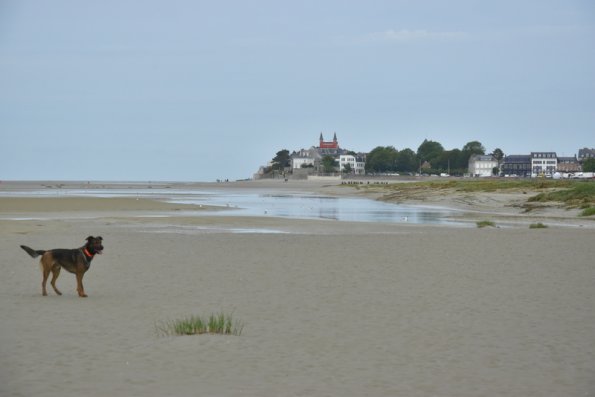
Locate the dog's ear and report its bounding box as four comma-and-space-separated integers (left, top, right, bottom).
86, 236, 94, 241
97, 236, 103, 240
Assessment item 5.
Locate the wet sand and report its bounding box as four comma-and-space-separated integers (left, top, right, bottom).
1, 180, 594, 396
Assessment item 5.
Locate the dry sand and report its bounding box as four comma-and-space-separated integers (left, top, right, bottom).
1, 180, 594, 396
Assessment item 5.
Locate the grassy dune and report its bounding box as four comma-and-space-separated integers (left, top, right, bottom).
354, 178, 595, 217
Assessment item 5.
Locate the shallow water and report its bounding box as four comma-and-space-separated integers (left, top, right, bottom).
0, 188, 464, 225
176, 191, 461, 225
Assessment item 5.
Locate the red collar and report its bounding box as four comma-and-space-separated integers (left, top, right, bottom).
83, 248, 94, 258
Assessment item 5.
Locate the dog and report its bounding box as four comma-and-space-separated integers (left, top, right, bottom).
20, 236, 104, 297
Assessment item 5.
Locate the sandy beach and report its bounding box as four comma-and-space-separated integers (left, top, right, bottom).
1, 180, 594, 396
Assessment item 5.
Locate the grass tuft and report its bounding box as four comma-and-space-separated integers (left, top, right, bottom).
476, 220, 496, 228
156, 312, 244, 336
529, 222, 548, 229
580, 206, 595, 217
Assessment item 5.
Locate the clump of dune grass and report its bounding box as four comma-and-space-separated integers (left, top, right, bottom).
156, 312, 244, 336
529, 222, 548, 229
580, 206, 595, 217
528, 182, 595, 208
476, 220, 496, 228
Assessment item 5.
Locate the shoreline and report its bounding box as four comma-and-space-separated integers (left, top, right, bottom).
1, 179, 593, 229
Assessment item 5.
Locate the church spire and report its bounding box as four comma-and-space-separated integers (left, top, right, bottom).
318, 132, 339, 149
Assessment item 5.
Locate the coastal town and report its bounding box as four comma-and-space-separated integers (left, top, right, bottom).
255, 133, 595, 180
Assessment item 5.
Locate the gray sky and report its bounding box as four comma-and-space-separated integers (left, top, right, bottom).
1, 0, 594, 181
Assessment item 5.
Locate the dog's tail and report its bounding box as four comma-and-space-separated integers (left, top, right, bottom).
20, 245, 46, 258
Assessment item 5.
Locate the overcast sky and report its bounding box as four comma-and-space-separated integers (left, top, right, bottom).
1, 0, 594, 181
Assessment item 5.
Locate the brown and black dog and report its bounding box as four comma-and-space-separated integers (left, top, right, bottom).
20, 236, 104, 297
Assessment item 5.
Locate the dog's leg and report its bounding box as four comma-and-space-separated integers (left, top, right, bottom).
40, 253, 55, 296
76, 272, 87, 298
50, 266, 62, 296
41, 264, 50, 296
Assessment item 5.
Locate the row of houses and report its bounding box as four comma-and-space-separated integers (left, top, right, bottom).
257, 133, 594, 178
469, 148, 595, 177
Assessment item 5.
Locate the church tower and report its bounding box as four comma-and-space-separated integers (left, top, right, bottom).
319, 132, 339, 149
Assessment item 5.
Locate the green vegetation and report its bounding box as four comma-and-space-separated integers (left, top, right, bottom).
271, 149, 291, 170
321, 155, 338, 173
359, 178, 581, 195
156, 312, 244, 336
529, 223, 548, 229
583, 158, 595, 172
436, 178, 576, 192
476, 220, 496, 228
358, 178, 594, 197
528, 182, 595, 208
314, 138, 500, 175
580, 207, 595, 217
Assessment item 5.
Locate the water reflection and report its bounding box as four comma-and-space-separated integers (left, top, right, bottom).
0, 188, 462, 225
175, 192, 460, 225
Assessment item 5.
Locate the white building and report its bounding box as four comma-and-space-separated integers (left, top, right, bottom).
291, 157, 314, 169
468, 154, 498, 177
531, 152, 557, 176
290, 149, 315, 169
339, 154, 366, 175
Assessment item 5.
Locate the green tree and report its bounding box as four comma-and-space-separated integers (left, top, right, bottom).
433, 150, 464, 173
583, 158, 595, 172
395, 148, 417, 172
462, 141, 486, 155
416, 140, 444, 166
491, 148, 504, 162
365, 146, 398, 173
342, 163, 352, 174
433, 151, 448, 171
448, 149, 465, 171
321, 155, 338, 173
271, 149, 291, 170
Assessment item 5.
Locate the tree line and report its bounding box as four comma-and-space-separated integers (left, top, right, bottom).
366, 140, 503, 175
